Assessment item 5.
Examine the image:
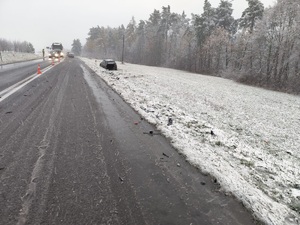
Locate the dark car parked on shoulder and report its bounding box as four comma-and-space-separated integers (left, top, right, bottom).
67, 52, 75, 58
100, 59, 117, 70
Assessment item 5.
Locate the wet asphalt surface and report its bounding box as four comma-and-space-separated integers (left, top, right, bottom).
0, 58, 260, 225
0, 59, 51, 92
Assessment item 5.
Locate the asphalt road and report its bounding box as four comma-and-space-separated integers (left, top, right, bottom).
0, 58, 259, 225
0, 59, 51, 92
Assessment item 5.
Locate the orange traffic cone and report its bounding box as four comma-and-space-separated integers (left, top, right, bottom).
37, 64, 42, 75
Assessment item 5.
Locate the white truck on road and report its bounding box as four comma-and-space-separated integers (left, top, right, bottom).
48, 42, 64, 59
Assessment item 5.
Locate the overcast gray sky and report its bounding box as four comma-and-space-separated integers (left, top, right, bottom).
0, 0, 275, 52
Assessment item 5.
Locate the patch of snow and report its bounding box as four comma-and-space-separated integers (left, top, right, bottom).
0, 51, 41, 65
82, 58, 300, 225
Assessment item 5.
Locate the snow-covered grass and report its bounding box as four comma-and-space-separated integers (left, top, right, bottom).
0, 51, 41, 65
81, 58, 300, 225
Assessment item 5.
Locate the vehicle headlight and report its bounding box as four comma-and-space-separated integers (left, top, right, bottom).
60, 52, 64, 56
55, 53, 58, 57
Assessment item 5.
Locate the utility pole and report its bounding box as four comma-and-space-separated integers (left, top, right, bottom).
121, 34, 125, 64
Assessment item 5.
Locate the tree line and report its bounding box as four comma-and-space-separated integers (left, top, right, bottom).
71, 39, 82, 56
83, 0, 300, 94
0, 38, 35, 53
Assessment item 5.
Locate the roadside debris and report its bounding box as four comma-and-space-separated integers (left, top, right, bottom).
213, 178, 218, 184
162, 152, 169, 158
167, 118, 173, 126
160, 157, 168, 162
143, 130, 160, 136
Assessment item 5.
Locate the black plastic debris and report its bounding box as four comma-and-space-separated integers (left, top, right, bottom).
162, 152, 169, 158
167, 118, 173, 126
143, 131, 160, 136
293, 184, 300, 189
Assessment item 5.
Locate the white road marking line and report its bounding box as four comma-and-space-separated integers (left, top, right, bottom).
0, 65, 53, 103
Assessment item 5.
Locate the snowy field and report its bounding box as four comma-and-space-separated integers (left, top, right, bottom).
0, 51, 41, 65
81, 58, 300, 225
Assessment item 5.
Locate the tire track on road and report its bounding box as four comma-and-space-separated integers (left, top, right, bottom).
17, 64, 70, 225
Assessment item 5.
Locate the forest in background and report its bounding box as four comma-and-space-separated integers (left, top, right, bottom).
0, 38, 35, 53
83, 0, 300, 94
